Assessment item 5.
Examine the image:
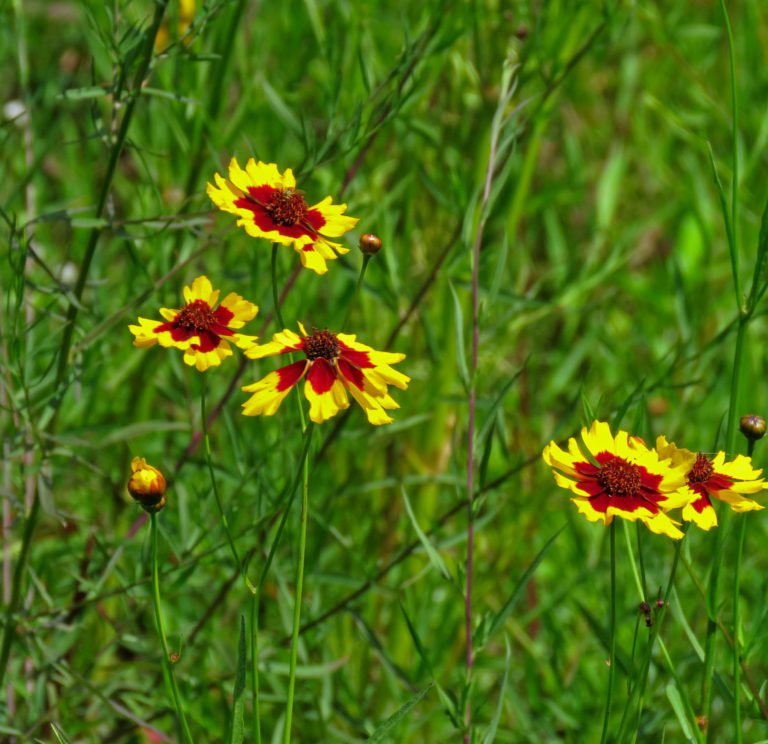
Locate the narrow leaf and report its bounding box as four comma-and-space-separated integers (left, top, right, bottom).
229, 616, 247, 744
368, 683, 433, 742
402, 487, 452, 582
487, 525, 565, 640
449, 281, 470, 390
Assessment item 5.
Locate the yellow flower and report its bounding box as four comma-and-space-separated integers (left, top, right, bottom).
155, 0, 196, 50
206, 158, 358, 275
128, 457, 167, 512
543, 421, 690, 539
656, 436, 766, 530
129, 275, 258, 372
241, 323, 409, 425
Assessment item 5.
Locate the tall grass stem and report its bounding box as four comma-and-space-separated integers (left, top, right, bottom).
599, 521, 616, 744
150, 512, 194, 744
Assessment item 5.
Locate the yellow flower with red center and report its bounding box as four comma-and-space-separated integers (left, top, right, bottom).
129, 275, 258, 372
543, 420, 690, 539
241, 323, 409, 425
656, 436, 766, 530
128, 457, 167, 512
206, 158, 358, 275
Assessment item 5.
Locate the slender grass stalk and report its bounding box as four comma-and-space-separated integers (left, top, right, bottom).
150, 513, 194, 744
272, 245, 287, 331
599, 521, 616, 744
732, 436, 755, 744
341, 254, 371, 331
703, 5, 744, 734
616, 529, 687, 743
0, 0, 170, 693
283, 425, 311, 744
200, 376, 262, 741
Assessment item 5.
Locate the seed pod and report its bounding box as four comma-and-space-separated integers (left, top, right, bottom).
359, 233, 382, 256
740, 414, 766, 441
128, 457, 167, 513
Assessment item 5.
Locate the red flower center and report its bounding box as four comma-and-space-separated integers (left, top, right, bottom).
304, 329, 340, 361
597, 458, 642, 497
688, 453, 714, 484
175, 299, 216, 332
265, 189, 308, 226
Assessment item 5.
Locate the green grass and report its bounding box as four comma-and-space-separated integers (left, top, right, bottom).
3, 0, 768, 741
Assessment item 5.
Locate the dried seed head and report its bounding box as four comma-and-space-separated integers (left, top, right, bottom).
128, 457, 167, 513
359, 233, 382, 256
740, 414, 766, 441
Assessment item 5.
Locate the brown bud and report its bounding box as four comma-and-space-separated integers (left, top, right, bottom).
638, 601, 651, 614
359, 233, 382, 256
740, 414, 766, 441
655, 598, 664, 609
127, 457, 166, 513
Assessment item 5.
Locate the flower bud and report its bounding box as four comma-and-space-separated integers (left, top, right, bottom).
358, 233, 382, 256
128, 457, 166, 512
740, 414, 766, 441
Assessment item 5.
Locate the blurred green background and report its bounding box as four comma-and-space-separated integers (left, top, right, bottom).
3, 0, 768, 741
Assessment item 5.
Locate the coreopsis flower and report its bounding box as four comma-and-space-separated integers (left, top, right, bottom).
206, 158, 358, 275
155, 0, 195, 50
542, 420, 690, 539
129, 275, 258, 372
241, 323, 409, 425
128, 457, 167, 512
656, 436, 766, 530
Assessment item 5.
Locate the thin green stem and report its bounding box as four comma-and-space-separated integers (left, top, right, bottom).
341, 254, 371, 331
599, 521, 616, 744
201, 377, 255, 592
272, 245, 286, 331
150, 513, 194, 744
732, 514, 746, 744
617, 529, 686, 743
201, 376, 261, 741
720, 0, 740, 303
283, 426, 312, 744
251, 593, 262, 744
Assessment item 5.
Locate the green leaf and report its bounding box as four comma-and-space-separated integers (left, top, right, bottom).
485, 525, 565, 641
402, 487, 452, 582
229, 616, 246, 744
449, 281, 470, 391
57, 85, 111, 101
665, 683, 696, 742
368, 683, 433, 742
482, 636, 511, 744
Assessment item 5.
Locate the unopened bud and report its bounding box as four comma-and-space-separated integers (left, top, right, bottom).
359, 233, 382, 256
740, 414, 766, 441
655, 598, 664, 609
128, 457, 166, 512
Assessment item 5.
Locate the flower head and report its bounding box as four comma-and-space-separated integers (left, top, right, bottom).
656, 436, 766, 530
128, 457, 167, 512
543, 420, 689, 539
206, 158, 358, 275
241, 323, 409, 425
129, 275, 258, 372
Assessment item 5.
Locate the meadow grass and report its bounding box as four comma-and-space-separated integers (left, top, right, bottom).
3, 1, 768, 742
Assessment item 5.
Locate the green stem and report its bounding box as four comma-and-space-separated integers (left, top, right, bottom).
341, 254, 371, 331
599, 521, 616, 744
283, 425, 312, 743
150, 513, 194, 744
251, 593, 262, 744
617, 528, 686, 743
201, 376, 261, 741
201, 377, 256, 592
732, 515, 746, 744
272, 245, 286, 331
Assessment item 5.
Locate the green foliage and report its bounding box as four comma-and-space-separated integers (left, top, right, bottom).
2, 0, 768, 742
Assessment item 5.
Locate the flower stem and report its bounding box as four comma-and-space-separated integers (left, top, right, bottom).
616, 528, 687, 743
283, 424, 312, 744
200, 377, 260, 740
150, 513, 194, 744
599, 521, 617, 744
341, 254, 371, 331
272, 245, 287, 331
